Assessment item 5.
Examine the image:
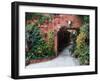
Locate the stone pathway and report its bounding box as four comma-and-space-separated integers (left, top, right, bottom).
26, 45, 80, 69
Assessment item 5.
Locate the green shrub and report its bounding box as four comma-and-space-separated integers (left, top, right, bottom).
25, 24, 46, 60
25, 24, 55, 62
25, 13, 55, 62
74, 24, 89, 65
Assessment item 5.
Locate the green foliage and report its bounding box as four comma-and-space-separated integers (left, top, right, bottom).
26, 13, 43, 20
47, 31, 55, 56
25, 13, 55, 62
26, 13, 51, 25
37, 16, 50, 24
26, 13, 33, 20
25, 24, 55, 62
25, 24, 46, 60
83, 15, 89, 24
26, 24, 34, 31
74, 24, 89, 65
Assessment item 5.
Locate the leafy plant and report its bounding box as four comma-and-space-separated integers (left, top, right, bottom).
73, 24, 89, 65
83, 15, 89, 24
26, 13, 51, 25
25, 24, 55, 62
47, 31, 55, 56
37, 16, 50, 24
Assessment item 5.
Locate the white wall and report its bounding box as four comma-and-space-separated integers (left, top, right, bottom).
0, 0, 99, 81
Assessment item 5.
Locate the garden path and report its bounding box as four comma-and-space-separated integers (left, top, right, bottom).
26, 45, 80, 69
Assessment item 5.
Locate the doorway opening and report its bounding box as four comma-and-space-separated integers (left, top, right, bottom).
57, 27, 71, 52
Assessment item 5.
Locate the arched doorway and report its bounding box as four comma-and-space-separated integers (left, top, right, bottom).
57, 27, 71, 52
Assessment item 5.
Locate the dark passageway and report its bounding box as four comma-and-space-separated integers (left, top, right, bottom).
57, 27, 71, 52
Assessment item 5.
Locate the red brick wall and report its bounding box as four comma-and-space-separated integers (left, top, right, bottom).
26, 14, 83, 55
